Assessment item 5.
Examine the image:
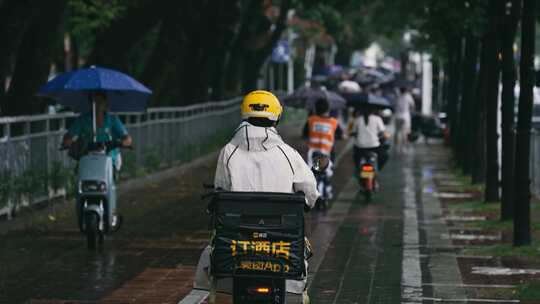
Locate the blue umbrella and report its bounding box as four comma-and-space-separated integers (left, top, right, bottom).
36, 66, 151, 112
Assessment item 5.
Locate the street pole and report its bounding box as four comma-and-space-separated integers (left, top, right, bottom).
421, 53, 433, 116
287, 10, 295, 94
304, 43, 316, 87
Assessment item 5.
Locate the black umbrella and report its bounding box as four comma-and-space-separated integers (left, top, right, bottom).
283, 87, 346, 111
341, 92, 392, 109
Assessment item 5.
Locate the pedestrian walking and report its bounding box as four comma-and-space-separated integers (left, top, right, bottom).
394, 86, 415, 154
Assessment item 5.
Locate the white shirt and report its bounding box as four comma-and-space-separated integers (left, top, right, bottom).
338, 80, 361, 93
352, 115, 386, 148
394, 92, 415, 119
214, 122, 319, 208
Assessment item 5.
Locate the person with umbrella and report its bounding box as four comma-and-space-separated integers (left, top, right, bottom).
62, 90, 132, 171
37, 66, 150, 169
348, 104, 390, 174
37, 66, 151, 238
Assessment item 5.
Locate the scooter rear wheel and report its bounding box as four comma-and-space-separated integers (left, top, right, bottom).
85, 212, 99, 250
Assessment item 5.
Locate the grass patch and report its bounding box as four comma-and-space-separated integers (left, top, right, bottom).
451, 169, 471, 185
470, 219, 513, 230
448, 200, 500, 213
517, 281, 540, 300
532, 200, 540, 211
465, 244, 540, 257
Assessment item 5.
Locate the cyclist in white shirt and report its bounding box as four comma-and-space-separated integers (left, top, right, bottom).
349, 106, 390, 171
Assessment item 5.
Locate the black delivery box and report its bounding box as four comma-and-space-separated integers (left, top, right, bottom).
209, 192, 305, 280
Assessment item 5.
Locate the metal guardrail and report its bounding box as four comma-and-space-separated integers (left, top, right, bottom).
0, 97, 242, 218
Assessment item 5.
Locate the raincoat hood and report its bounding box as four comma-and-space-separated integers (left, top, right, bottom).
230, 121, 284, 152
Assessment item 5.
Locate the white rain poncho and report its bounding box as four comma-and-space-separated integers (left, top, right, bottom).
194, 121, 319, 294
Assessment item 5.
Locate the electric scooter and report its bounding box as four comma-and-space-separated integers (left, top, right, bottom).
75, 141, 126, 250
311, 151, 331, 210
358, 151, 378, 203
62, 140, 127, 250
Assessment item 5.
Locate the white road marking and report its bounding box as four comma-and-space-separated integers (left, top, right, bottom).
434, 192, 474, 199
444, 215, 487, 221
416, 296, 520, 303
177, 289, 209, 304
472, 266, 540, 276
422, 283, 515, 288
401, 168, 423, 303
440, 233, 501, 241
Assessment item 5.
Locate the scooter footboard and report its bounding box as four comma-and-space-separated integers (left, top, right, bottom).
209, 192, 306, 280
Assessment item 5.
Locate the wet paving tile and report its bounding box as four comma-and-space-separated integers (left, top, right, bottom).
104, 267, 196, 303
458, 257, 540, 286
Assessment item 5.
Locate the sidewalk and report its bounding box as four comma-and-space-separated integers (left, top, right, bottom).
306, 141, 527, 303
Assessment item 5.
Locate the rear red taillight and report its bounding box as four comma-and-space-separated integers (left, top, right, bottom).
361, 165, 374, 172
248, 287, 272, 294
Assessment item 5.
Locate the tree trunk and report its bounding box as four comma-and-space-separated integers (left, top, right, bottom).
139, 0, 193, 107
4, 0, 67, 116
243, 0, 291, 92
208, 0, 244, 100
442, 60, 450, 118
432, 59, 441, 113
87, 0, 163, 71
400, 49, 409, 79
447, 37, 463, 159
225, 0, 261, 96
182, 0, 244, 102
500, 0, 521, 220
484, 0, 503, 202
513, 0, 536, 247
0, 0, 35, 115
460, 34, 480, 176
140, 18, 183, 107
472, 38, 488, 184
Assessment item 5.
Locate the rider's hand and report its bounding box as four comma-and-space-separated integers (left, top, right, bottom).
62, 135, 73, 148
121, 135, 133, 148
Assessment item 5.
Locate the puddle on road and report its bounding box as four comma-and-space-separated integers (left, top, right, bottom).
472, 266, 540, 276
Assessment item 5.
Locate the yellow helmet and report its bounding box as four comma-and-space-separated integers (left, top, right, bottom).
241, 90, 283, 121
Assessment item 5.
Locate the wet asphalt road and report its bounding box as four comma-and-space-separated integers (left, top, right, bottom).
0, 124, 447, 304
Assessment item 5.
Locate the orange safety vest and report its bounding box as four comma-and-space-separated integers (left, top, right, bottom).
307, 115, 338, 155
